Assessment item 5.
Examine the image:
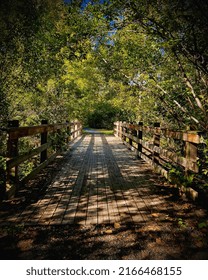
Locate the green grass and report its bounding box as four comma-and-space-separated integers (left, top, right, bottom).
96, 129, 114, 135
83, 128, 114, 135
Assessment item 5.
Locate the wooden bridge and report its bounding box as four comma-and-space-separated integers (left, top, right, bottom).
0, 120, 206, 226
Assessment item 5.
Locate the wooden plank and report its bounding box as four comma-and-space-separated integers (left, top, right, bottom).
150, 144, 198, 172
40, 120, 48, 163
71, 128, 82, 135
7, 120, 19, 186
121, 123, 154, 135
21, 152, 58, 184
7, 143, 49, 169
119, 122, 200, 144
127, 141, 198, 173
7, 123, 70, 140
121, 122, 199, 173
161, 129, 200, 144
154, 146, 197, 170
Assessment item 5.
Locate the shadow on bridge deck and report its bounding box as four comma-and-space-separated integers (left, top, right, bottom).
0, 132, 206, 227
1, 132, 208, 260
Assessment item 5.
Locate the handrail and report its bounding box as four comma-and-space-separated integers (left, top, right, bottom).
114, 121, 202, 178
0, 120, 82, 200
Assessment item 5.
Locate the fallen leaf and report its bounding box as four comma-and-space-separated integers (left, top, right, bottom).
156, 238, 162, 244
114, 222, 121, 229
151, 213, 159, 218
105, 229, 113, 234
195, 240, 205, 248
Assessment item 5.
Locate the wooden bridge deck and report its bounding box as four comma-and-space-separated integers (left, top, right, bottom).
0, 133, 175, 226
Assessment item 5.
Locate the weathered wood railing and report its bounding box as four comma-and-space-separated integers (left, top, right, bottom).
1, 120, 82, 199
114, 121, 202, 188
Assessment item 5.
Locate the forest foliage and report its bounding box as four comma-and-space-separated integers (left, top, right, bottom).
0, 0, 208, 130
0, 0, 208, 191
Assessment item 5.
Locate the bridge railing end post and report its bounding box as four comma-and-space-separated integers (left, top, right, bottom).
40, 120, 48, 163
152, 122, 160, 168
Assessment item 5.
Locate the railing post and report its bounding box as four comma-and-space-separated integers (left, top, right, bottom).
40, 120, 48, 163
77, 123, 79, 137
122, 122, 126, 142
66, 120, 70, 144
118, 121, 121, 137
75, 122, 78, 138
114, 122, 117, 137
121, 122, 124, 140
117, 121, 120, 137
0, 162, 6, 200
137, 122, 143, 158
132, 123, 137, 137
57, 128, 62, 151
71, 122, 74, 140
114, 121, 118, 137
153, 122, 160, 167
129, 122, 133, 147
79, 122, 82, 136
7, 120, 19, 184
184, 135, 198, 174
73, 122, 76, 139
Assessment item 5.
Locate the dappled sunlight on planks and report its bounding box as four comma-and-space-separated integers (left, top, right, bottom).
0, 132, 185, 227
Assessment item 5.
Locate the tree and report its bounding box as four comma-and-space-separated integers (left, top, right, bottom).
0, 0, 103, 126
103, 0, 208, 130
1, 0, 207, 131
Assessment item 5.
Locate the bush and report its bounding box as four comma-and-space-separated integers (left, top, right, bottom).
87, 103, 119, 129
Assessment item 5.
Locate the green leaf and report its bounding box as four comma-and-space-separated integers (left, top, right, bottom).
198, 222, 207, 229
